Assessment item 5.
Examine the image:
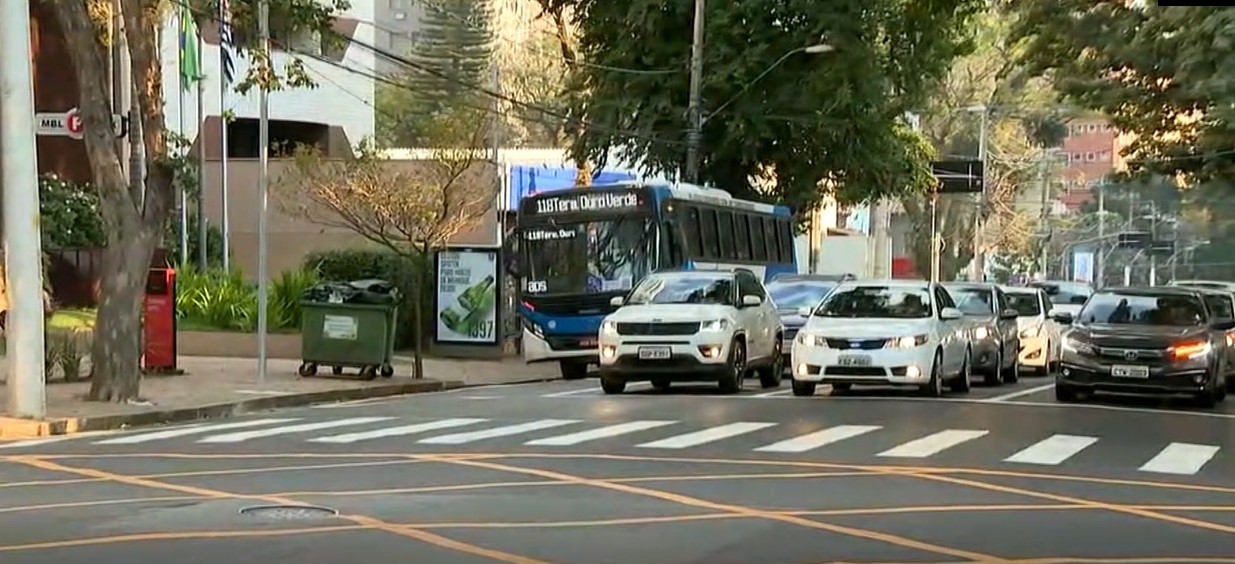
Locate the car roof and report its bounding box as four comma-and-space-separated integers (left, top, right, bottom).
836, 279, 931, 289
942, 282, 997, 290
999, 286, 1041, 294
1096, 285, 1205, 297
768, 274, 850, 283
650, 268, 734, 278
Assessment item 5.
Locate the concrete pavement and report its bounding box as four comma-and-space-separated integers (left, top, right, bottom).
4, 376, 1235, 562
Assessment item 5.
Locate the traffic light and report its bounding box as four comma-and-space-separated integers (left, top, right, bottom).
932, 160, 983, 194
1117, 231, 1152, 248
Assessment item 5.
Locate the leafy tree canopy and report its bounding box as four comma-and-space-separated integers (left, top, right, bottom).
560, 0, 984, 212
1010, 2, 1235, 183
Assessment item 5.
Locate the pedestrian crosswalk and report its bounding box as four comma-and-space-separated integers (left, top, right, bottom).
3, 416, 1231, 478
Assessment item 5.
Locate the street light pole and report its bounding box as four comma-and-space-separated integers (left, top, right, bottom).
256, 0, 270, 384
683, 0, 705, 183
1096, 186, 1105, 288
972, 106, 989, 281
1, 0, 48, 418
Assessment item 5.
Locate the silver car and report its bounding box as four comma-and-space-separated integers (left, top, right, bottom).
942, 283, 1021, 386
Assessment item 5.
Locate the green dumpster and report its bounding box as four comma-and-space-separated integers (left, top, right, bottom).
298, 280, 400, 380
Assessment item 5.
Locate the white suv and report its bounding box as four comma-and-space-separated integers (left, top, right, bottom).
598, 269, 784, 394
790, 280, 972, 397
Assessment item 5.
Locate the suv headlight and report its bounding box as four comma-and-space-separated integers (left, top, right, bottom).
1019, 326, 1040, 338
973, 326, 990, 340
1061, 335, 1092, 354
700, 319, 730, 332
887, 334, 928, 348
601, 321, 619, 335
796, 333, 827, 347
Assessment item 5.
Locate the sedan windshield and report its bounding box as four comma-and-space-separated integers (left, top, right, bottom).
1005, 293, 1042, 316
949, 287, 995, 316
625, 274, 734, 306
1078, 293, 1206, 326
814, 286, 932, 319
766, 280, 837, 310
1031, 282, 1092, 306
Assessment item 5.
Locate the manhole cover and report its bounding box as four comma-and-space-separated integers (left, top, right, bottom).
239, 505, 339, 520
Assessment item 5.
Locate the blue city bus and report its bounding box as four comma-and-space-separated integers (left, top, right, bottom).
515, 181, 797, 379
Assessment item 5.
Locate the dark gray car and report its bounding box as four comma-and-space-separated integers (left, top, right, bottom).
766, 274, 848, 369
943, 282, 1021, 386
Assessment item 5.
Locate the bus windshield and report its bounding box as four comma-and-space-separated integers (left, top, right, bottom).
521, 217, 657, 295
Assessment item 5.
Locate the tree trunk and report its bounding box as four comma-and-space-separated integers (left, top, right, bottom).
88, 232, 156, 401
410, 246, 429, 379
545, 7, 592, 187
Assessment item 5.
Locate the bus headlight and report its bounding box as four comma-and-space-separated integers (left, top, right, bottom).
525, 321, 545, 339
700, 319, 730, 332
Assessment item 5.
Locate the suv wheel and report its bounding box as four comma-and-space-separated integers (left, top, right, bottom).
757, 338, 784, 389
600, 373, 626, 394
718, 338, 746, 394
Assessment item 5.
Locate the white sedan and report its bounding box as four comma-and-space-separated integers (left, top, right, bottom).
790, 280, 973, 397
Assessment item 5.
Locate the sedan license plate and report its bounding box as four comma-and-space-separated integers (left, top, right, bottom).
838, 355, 872, 367
637, 346, 672, 360
1111, 364, 1150, 379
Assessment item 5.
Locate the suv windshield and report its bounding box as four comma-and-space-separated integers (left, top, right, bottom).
814, 286, 933, 319
1078, 292, 1207, 326
1005, 293, 1042, 316
625, 274, 734, 306
766, 280, 837, 311
1030, 282, 1092, 306
948, 287, 995, 316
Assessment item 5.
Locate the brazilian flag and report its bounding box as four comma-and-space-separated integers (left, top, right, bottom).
178, 4, 202, 91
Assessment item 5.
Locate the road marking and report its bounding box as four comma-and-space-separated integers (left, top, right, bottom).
1139, 442, 1221, 475
878, 429, 989, 458
751, 389, 791, 398
637, 422, 777, 449
93, 419, 301, 445
308, 418, 489, 444
525, 420, 678, 446
540, 388, 599, 398
1003, 434, 1098, 465
0, 437, 74, 449
418, 419, 579, 445
755, 425, 882, 453
196, 417, 393, 444
984, 382, 1056, 402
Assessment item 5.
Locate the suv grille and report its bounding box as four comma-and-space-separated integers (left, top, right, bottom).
615, 322, 700, 336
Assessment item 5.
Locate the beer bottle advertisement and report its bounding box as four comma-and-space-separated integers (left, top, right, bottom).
435, 249, 499, 343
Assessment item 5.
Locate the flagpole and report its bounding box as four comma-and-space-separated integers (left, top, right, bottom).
177, 9, 189, 267
195, 30, 207, 270
220, 0, 232, 273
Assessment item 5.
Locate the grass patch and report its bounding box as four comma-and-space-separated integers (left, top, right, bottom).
49, 309, 96, 331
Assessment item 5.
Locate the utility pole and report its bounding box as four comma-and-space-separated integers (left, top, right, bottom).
256, 0, 270, 384
196, 31, 207, 270
1096, 186, 1105, 288
110, 0, 130, 180
972, 107, 989, 281
930, 193, 941, 283
1148, 200, 1157, 286
683, 0, 705, 183
1, 0, 48, 418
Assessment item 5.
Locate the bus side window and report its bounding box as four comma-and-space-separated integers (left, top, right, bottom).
683, 205, 704, 259
777, 219, 793, 263
662, 220, 681, 266
700, 208, 720, 258
733, 212, 751, 261
717, 211, 736, 261
748, 216, 767, 261
763, 218, 780, 262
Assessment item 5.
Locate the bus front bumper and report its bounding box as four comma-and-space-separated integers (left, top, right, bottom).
523, 327, 599, 364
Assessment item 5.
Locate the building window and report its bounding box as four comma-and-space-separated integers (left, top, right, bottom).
1085, 152, 1096, 162
1072, 152, 1083, 162
1087, 124, 1097, 133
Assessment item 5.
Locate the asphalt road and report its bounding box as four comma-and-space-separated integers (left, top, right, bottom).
5, 373, 1235, 563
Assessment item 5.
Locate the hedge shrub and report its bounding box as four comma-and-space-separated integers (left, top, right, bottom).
302, 249, 432, 348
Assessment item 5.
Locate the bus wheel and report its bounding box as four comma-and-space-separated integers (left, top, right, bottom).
559, 360, 588, 380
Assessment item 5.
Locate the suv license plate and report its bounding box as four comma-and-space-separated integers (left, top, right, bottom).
638, 346, 672, 360
1111, 364, 1150, 378
838, 355, 872, 367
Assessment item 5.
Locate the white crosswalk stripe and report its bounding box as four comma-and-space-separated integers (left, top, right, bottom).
525, 420, 677, 446
0, 437, 74, 449
755, 425, 882, 453
878, 429, 989, 458
637, 422, 776, 449
94, 418, 302, 445
1139, 442, 1220, 475
309, 418, 489, 444
1004, 434, 1098, 465
418, 419, 580, 445
197, 417, 394, 444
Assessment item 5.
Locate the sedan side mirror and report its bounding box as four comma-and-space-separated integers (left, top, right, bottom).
609, 296, 625, 307
742, 295, 762, 307
1051, 311, 1074, 324
797, 306, 813, 318
940, 307, 964, 320
999, 308, 1020, 320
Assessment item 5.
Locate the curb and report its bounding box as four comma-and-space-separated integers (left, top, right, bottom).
0, 379, 462, 439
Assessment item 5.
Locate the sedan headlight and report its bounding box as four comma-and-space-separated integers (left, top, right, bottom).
700, 319, 730, 332
1019, 326, 1041, 338
886, 334, 929, 348
601, 321, 619, 335
796, 333, 827, 347
973, 326, 990, 340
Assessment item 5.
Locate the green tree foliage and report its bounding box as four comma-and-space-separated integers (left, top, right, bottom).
558, 0, 982, 212
1010, 2, 1235, 183
39, 175, 106, 249
377, 0, 495, 147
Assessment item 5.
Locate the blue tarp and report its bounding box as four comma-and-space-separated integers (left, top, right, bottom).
507, 165, 639, 210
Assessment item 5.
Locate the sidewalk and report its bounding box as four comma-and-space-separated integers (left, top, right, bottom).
0, 355, 558, 438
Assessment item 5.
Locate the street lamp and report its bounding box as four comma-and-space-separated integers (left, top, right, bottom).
683, 41, 834, 182
964, 104, 990, 281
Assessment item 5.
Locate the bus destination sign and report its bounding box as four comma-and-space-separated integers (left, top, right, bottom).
531, 191, 642, 215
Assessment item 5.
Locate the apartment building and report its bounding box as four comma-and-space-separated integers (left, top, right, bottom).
1057, 117, 1128, 211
